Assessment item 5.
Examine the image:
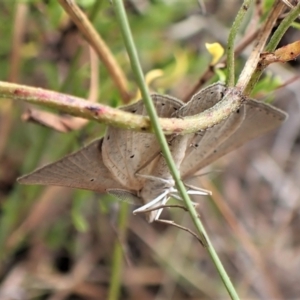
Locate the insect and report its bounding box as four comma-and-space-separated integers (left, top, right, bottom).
18, 83, 287, 223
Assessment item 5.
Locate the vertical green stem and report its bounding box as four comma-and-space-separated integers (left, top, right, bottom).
226, 0, 254, 87
108, 202, 129, 300
241, 0, 290, 94
245, 2, 300, 94
112, 1, 240, 299
266, 2, 300, 52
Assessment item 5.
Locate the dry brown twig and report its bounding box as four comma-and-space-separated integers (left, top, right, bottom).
58, 0, 131, 102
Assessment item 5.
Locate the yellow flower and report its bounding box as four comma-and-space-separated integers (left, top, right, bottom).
205, 43, 224, 65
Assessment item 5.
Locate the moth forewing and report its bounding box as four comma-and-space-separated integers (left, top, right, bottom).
18, 139, 126, 193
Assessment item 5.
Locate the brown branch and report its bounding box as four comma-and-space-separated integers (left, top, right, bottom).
58, 0, 131, 102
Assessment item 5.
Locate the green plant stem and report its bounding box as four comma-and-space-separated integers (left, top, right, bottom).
108, 202, 129, 300
0, 80, 243, 134
226, 0, 254, 87
243, 0, 300, 94
249, 2, 300, 94
238, 0, 286, 93
112, 0, 240, 299
266, 2, 300, 52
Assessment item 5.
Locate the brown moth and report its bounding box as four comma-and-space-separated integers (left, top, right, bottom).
18, 83, 288, 222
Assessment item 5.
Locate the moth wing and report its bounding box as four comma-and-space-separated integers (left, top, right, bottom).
180, 105, 246, 179
18, 138, 125, 193
182, 99, 287, 180
177, 83, 227, 117
102, 95, 184, 189
177, 83, 244, 178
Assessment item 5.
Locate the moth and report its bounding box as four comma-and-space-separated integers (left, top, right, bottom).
18, 83, 287, 222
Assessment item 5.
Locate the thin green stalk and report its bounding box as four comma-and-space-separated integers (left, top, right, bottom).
238, 0, 286, 93
266, 2, 300, 52
108, 202, 129, 300
244, 1, 300, 94
226, 0, 254, 87
89, 0, 104, 20
112, 0, 240, 299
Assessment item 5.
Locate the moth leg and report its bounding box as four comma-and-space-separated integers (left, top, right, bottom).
135, 204, 189, 221
154, 219, 208, 247
133, 180, 209, 221
134, 203, 207, 246
151, 195, 169, 221
134, 192, 180, 221
184, 183, 212, 195
137, 203, 204, 224
169, 185, 211, 203
136, 204, 189, 213
133, 190, 169, 214
170, 193, 199, 206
